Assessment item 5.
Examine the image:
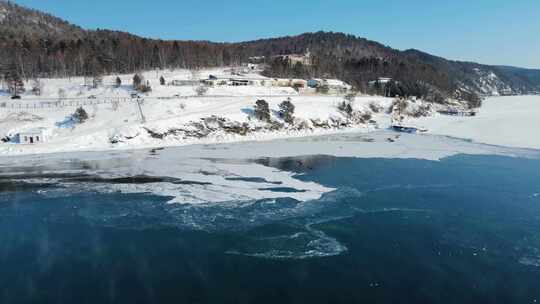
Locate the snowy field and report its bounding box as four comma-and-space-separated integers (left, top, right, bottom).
0, 67, 538, 156
0, 94, 394, 156
416, 95, 540, 150
0, 67, 398, 156
1, 94, 538, 156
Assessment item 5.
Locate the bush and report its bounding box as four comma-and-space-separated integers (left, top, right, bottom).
139, 83, 152, 93
31, 79, 43, 96
132, 74, 151, 92
360, 112, 372, 122
254, 99, 271, 122
458, 90, 483, 108
369, 102, 383, 113
344, 92, 357, 103
391, 99, 408, 114
133, 74, 143, 89
160, 76, 166, 86
278, 98, 295, 124
73, 107, 89, 123
195, 86, 208, 96
337, 101, 354, 117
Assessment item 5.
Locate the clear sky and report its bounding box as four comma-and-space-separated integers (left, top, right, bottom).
13, 0, 540, 68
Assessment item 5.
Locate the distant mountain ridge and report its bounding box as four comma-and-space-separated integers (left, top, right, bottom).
0, 0, 84, 38
1, 0, 539, 104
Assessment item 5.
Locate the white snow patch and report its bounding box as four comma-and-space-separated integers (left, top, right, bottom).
416, 95, 540, 150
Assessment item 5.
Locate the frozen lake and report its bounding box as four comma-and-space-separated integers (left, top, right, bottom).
1, 133, 540, 303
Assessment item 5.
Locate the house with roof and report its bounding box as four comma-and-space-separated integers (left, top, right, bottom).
170, 79, 202, 86
15, 128, 47, 144
368, 77, 393, 87
308, 78, 352, 94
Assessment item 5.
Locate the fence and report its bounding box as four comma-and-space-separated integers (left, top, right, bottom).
0, 92, 344, 112
0, 97, 133, 111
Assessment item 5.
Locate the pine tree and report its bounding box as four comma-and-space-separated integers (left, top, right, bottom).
73, 107, 89, 123
115, 77, 122, 88
133, 73, 143, 90
279, 98, 295, 124
254, 99, 271, 122
92, 74, 103, 88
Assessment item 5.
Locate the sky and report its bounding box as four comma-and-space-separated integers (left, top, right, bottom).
13, 0, 540, 69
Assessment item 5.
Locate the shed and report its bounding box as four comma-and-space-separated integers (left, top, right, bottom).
17, 128, 46, 144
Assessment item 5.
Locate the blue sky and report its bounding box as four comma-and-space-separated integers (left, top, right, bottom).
14, 0, 540, 68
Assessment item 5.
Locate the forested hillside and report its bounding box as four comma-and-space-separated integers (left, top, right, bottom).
1, 0, 539, 105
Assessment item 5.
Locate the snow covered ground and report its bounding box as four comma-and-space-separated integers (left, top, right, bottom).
0, 94, 395, 155
0, 67, 539, 156
0, 67, 399, 156
415, 95, 540, 150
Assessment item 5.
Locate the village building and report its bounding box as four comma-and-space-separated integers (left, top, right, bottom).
308, 79, 352, 94
368, 77, 393, 87
248, 56, 266, 64
307, 79, 320, 88
230, 79, 250, 86
272, 79, 292, 87
291, 79, 308, 89
200, 79, 214, 86
16, 128, 46, 144
170, 79, 202, 86
273, 50, 312, 66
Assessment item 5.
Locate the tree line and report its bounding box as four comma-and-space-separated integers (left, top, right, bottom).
2, 0, 527, 106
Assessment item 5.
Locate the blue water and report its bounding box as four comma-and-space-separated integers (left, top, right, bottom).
1, 152, 540, 303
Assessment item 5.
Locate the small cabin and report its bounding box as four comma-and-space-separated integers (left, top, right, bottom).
17, 128, 46, 144
170, 79, 201, 86
368, 77, 393, 87
230, 79, 249, 86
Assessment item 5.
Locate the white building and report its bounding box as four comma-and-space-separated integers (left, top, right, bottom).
170, 79, 201, 86
17, 128, 46, 144
368, 77, 393, 87
308, 79, 352, 94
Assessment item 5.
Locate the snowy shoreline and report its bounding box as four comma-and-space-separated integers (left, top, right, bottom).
0, 95, 538, 158
1, 66, 538, 158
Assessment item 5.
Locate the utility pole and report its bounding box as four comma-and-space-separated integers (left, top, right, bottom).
136, 97, 146, 123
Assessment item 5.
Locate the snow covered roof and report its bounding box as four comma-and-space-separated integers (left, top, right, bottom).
18, 127, 46, 135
